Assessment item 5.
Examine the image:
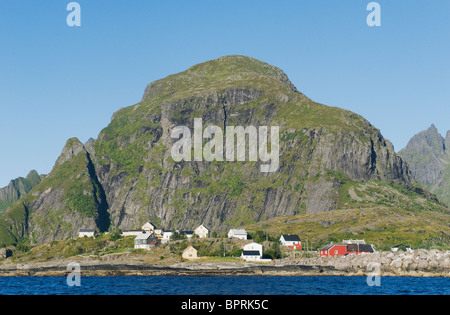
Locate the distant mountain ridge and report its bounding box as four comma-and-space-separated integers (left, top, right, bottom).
399, 124, 450, 206
0, 170, 45, 216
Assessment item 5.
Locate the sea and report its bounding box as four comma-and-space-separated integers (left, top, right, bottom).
0, 276, 448, 295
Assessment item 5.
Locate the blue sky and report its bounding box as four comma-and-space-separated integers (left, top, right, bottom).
0, 0, 449, 186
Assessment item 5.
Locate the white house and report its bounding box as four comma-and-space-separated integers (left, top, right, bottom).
194, 224, 209, 238
228, 229, 248, 240
134, 232, 158, 250
161, 230, 174, 243
241, 242, 263, 261
78, 229, 95, 238
279, 234, 302, 250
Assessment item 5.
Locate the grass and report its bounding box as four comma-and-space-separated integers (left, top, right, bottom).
245, 206, 450, 251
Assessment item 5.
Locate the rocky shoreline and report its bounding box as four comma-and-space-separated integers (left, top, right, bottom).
0, 249, 448, 277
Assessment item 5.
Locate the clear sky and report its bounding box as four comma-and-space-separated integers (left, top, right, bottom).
0, 0, 449, 186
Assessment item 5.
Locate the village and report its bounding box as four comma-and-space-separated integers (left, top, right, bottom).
78, 221, 378, 262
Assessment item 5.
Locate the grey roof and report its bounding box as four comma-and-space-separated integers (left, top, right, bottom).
135, 232, 153, 240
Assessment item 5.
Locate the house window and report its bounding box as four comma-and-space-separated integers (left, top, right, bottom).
335, 250, 338, 255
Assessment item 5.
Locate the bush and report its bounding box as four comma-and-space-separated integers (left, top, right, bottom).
108, 225, 123, 241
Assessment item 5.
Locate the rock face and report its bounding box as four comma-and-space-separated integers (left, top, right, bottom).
0, 170, 45, 216
0, 55, 434, 246
399, 124, 450, 206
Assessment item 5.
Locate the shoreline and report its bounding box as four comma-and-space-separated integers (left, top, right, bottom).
1, 261, 448, 278
2, 249, 449, 278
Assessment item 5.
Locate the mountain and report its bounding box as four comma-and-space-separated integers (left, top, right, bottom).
0, 55, 447, 246
0, 170, 45, 216
399, 124, 450, 207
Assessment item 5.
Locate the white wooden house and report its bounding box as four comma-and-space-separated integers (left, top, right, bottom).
279, 234, 302, 250
161, 230, 174, 243
194, 224, 209, 238
241, 242, 263, 261
228, 229, 248, 240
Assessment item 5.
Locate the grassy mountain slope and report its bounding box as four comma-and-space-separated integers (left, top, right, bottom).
0, 138, 109, 246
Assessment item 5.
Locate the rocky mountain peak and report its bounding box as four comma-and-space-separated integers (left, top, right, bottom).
55, 138, 86, 166
399, 124, 450, 206
142, 55, 300, 102
401, 124, 445, 158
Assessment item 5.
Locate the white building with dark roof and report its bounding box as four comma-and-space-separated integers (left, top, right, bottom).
241, 242, 263, 261
280, 234, 302, 250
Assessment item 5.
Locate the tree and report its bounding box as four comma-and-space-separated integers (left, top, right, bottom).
171, 231, 187, 241
108, 225, 122, 241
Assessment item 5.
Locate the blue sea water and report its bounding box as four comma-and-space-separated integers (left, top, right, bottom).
0, 276, 448, 295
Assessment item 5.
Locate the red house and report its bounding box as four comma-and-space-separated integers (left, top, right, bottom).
319, 241, 374, 257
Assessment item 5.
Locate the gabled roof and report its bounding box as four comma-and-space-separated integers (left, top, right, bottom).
135, 232, 154, 240
183, 245, 197, 253
281, 234, 301, 242
319, 244, 333, 251
195, 224, 209, 230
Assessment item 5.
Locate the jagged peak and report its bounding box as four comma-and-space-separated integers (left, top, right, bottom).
427, 124, 439, 133
55, 137, 86, 166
